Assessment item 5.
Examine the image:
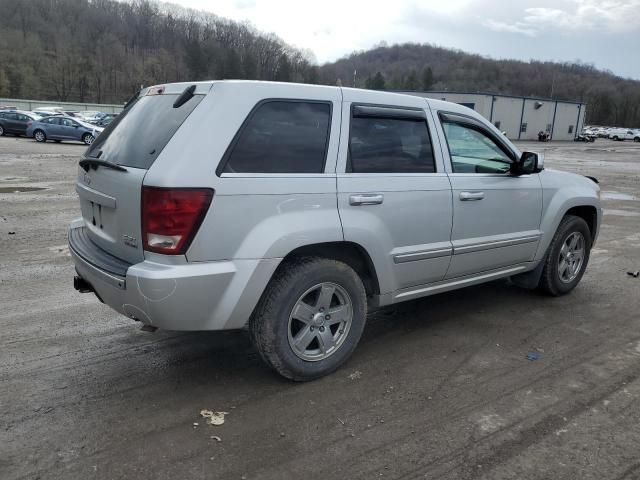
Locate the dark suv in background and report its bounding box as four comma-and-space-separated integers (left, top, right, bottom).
0, 110, 38, 137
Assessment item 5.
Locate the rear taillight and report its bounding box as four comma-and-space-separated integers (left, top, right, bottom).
141, 187, 213, 255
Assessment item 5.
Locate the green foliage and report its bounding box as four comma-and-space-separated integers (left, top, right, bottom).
421, 66, 434, 90
365, 72, 386, 90
403, 69, 419, 90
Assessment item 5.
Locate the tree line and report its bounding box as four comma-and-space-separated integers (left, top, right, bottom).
0, 1, 638, 127
0, 0, 319, 104
319, 43, 640, 127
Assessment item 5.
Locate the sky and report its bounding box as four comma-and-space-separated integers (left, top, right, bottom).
171, 0, 640, 79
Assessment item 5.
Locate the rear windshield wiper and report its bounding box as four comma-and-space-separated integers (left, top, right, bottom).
173, 85, 196, 109
123, 90, 140, 110
79, 158, 127, 172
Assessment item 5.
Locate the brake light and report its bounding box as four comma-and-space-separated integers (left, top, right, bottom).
141, 187, 213, 255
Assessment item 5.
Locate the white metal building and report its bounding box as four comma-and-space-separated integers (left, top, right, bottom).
400, 91, 586, 141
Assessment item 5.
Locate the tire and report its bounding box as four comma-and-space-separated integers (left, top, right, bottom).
634, 137, 640, 143
0, 125, 4, 136
538, 215, 592, 296
82, 133, 94, 145
249, 257, 367, 381
34, 130, 46, 142
612, 136, 619, 141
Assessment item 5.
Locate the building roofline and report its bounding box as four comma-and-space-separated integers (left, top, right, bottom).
391, 89, 585, 106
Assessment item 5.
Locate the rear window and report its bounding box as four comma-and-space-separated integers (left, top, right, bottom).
87, 93, 203, 169
221, 101, 331, 174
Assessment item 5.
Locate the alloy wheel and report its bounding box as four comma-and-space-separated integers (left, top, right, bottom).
558, 232, 585, 283
287, 282, 353, 362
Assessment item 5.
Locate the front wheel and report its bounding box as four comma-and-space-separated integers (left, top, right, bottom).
538, 215, 592, 296
34, 130, 46, 142
0, 125, 4, 136
634, 137, 640, 143
249, 257, 367, 381
82, 133, 94, 145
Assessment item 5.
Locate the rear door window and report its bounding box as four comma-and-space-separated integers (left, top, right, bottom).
348, 115, 435, 173
86, 93, 203, 169
221, 101, 331, 174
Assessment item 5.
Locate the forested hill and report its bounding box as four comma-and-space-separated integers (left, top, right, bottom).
0, 0, 319, 104
1, 1, 638, 127
319, 43, 640, 127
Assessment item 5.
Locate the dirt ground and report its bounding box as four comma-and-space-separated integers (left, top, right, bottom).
1, 135, 639, 480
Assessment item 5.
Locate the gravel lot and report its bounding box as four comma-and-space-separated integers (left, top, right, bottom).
1, 135, 639, 480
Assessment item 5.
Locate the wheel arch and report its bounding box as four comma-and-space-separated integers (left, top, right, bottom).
277, 241, 381, 297
565, 205, 598, 241
536, 197, 600, 263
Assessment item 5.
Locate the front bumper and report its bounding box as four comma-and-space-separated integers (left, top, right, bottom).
69, 222, 279, 331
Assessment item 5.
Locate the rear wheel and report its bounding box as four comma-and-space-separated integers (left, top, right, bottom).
82, 133, 94, 145
0, 125, 4, 136
634, 137, 640, 143
538, 215, 591, 296
249, 257, 367, 381
34, 130, 46, 142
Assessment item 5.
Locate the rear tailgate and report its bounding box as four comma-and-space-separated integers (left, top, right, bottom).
75, 82, 211, 264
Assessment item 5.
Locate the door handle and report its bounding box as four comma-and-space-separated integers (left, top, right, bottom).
459, 191, 485, 201
349, 194, 384, 206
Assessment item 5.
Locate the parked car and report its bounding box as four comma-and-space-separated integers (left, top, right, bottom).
94, 113, 117, 127
77, 111, 107, 124
33, 106, 64, 115
0, 110, 39, 136
69, 81, 602, 381
608, 128, 638, 141
27, 116, 103, 144
29, 111, 52, 120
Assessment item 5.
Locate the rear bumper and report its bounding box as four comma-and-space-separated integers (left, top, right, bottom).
68, 221, 280, 331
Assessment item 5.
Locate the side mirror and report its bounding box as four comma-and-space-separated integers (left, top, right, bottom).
512, 151, 543, 175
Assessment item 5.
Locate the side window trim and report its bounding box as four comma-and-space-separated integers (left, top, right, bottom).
438, 111, 517, 164
216, 98, 333, 176
347, 103, 437, 174
353, 104, 426, 121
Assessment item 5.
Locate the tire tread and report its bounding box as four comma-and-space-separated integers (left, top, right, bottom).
249, 256, 366, 381
538, 215, 591, 296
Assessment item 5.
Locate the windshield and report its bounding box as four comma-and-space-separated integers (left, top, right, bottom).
86, 93, 203, 169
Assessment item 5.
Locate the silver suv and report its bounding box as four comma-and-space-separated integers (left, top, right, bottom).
69, 81, 601, 380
